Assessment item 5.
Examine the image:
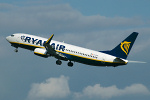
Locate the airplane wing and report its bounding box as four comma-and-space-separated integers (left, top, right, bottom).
43, 34, 55, 54
43, 34, 68, 60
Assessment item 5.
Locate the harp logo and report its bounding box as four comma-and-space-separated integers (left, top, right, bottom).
120, 41, 131, 55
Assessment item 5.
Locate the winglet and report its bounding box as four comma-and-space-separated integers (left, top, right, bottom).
45, 34, 54, 44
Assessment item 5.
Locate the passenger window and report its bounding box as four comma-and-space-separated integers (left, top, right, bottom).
11, 35, 14, 37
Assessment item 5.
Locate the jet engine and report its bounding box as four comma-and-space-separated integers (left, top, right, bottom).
34, 48, 48, 58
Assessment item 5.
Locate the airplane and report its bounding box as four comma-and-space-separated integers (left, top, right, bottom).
6, 32, 139, 67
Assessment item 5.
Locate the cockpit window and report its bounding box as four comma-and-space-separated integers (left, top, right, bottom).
11, 35, 14, 37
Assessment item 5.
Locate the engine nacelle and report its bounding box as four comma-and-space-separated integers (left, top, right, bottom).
34, 48, 48, 58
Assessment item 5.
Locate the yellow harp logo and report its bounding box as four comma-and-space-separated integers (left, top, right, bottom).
120, 41, 131, 55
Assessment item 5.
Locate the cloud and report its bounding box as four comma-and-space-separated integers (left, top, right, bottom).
27, 75, 150, 100
27, 75, 70, 100
0, 3, 144, 34
74, 83, 150, 99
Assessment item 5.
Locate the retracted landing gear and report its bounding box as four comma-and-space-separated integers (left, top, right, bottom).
56, 60, 62, 65
68, 61, 73, 67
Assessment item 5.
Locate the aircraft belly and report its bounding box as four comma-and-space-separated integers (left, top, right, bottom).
60, 52, 124, 66
10, 42, 43, 51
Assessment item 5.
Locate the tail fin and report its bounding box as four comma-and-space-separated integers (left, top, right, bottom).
101, 32, 139, 59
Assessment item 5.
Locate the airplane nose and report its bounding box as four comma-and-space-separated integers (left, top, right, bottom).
6, 36, 11, 42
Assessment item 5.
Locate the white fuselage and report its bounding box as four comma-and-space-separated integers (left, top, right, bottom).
6, 33, 128, 66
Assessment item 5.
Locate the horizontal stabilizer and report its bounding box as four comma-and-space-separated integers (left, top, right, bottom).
114, 57, 127, 63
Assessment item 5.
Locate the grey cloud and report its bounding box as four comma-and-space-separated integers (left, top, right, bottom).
0, 3, 144, 34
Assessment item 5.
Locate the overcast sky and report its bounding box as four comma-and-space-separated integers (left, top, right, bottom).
1, 0, 150, 100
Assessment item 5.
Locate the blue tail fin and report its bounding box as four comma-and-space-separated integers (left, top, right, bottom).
101, 32, 139, 59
